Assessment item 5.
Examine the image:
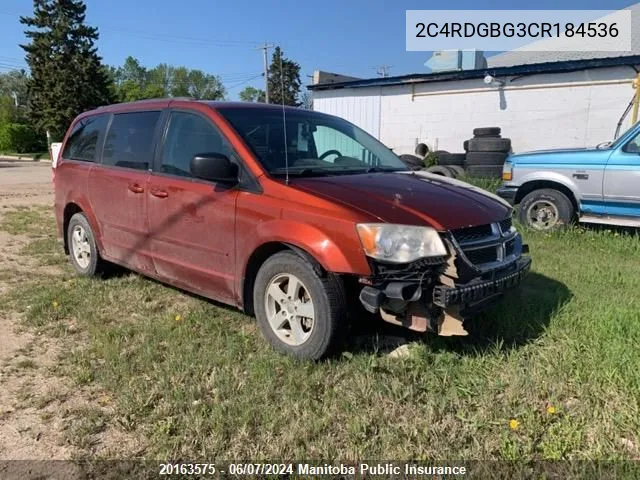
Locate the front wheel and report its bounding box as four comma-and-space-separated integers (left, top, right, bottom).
518, 188, 575, 230
253, 251, 346, 360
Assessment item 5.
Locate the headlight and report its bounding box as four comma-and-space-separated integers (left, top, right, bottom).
356, 223, 447, 263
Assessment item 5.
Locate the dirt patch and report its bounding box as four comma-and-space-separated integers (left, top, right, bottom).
0, 161, 53, 208
0, 162, 141, 460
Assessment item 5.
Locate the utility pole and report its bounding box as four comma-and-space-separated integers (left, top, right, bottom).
374, 65, 393, 78
258, 42, 274, 103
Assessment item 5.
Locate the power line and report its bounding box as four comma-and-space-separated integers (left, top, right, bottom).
0, 11, 275, 49
226, 74, 264, 91
100, 26, 266, 47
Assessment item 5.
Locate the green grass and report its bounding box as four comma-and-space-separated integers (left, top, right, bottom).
1, 202, 639, 461
459, 174, 502, 193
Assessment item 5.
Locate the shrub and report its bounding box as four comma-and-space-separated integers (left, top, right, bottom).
0, 122, 46, 153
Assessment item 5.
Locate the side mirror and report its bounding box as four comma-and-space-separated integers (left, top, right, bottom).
190, 153, 239, 184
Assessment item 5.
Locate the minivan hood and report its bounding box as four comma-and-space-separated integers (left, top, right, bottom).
289, 171, 511, 230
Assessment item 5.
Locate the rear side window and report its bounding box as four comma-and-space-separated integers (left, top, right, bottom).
62, 114, 109, 162
102, 111, 161, 170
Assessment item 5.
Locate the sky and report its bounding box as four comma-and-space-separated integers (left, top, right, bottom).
0, 0, 637, 99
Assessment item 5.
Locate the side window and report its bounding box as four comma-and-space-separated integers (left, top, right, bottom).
623, 131, 640, 154
62, 114, 109, 162
160, 111, 234, 178
102, 111, 161, 170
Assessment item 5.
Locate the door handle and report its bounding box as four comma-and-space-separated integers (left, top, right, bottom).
150, 189, 169, 198
128, 183, 144, 193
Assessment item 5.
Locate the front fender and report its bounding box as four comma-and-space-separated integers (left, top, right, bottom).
514, 170, 581, 205
251, 219, 371, 275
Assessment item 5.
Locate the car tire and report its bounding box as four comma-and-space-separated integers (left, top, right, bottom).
399, 154, 424, 170
467, 138, 511, 153
66, 212, 105, 276
446, 165, 465, 178
437, 152, 466, 166
518, 188, 575, 231
473, 127, 501, 137
465, 151, 509, 166
253, 251, 346, 360
465, 165, 503, 178
425, 165, 455, 177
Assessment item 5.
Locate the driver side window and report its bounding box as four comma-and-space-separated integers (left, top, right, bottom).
161, 111, 233, 177
623, 130, 640, 153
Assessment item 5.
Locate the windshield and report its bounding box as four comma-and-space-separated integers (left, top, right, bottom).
217, 107, 408, 176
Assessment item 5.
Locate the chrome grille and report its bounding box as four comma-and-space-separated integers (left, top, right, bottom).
452, 217, 519, 271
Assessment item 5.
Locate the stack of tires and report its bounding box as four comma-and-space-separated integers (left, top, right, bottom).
463, 127, 511, 178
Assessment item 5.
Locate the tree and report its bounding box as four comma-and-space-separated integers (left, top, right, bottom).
111, 59, 226, 101
185, 69, 225, 100
0, 71, 30, 124
0, 70, 29, 108
115, 56, 147, 86
300, 90, 313, 110
267, 47, 301, 106
239, 86, 265, 103
169, 67, 225, 100
20, 0, 114, 141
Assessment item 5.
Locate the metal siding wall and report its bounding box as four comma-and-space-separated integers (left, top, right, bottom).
313, 88, 380, 138
313, 66, 636, 155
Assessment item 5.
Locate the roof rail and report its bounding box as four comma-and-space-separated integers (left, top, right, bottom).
96, 97, 196, 109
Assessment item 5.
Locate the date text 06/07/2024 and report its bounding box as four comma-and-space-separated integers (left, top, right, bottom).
158, 463, 468, 476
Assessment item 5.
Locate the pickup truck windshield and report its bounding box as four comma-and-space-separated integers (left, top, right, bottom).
217, 107, 407, 176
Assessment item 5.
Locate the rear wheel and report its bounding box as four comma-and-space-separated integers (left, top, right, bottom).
67, 212, 106, 276
253, 251, 346, 360
518, 188, 575, 230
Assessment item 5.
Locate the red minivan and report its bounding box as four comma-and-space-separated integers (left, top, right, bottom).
54, 99, 531, 359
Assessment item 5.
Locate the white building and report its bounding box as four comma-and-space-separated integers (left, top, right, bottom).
310, 7, 640, 155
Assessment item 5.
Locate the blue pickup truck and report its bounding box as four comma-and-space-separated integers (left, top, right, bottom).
497, 122, 640, 230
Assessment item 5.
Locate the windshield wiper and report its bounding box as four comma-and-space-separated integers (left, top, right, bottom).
364, 166, 407, 173
270, 167, 332, 177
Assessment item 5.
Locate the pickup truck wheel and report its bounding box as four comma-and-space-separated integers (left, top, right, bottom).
253, 251, 346, 360
67, 212, 105, 276
519, 189, 575, 230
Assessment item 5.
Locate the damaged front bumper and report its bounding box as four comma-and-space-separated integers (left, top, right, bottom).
433, 256, 531, 308
358, 225, 531, 335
